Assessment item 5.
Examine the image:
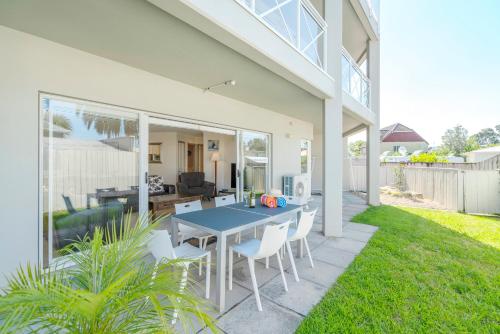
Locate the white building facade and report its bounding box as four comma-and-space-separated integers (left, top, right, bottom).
0, 0, 380, 285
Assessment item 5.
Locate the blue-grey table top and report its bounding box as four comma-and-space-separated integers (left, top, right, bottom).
172, 202, 300, 233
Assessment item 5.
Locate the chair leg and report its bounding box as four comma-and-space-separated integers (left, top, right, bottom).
303, 237, 314, 268
205, 252, 211, 299
228, 247, 233, 291
286, 241, 299, 282
198, 238, 204, 276
276, 253, 288, 292
248, 258, 262, 312
254, 226, 257, 238
172, 263, 189, 325
265, 256, 269, 269
235, 232, 241, 258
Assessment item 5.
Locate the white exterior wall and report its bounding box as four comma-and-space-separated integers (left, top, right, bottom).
322, 0, 343, 237
465, 151, 500, 163
0, 26, 312, 284
380, 141, 428, 154
203, 133, 237, 191
148, 132, 179, 184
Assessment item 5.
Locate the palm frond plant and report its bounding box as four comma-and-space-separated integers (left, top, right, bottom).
0, 214, 216, 333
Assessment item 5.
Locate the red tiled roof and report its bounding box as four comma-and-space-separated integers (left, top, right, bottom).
380, 123, 428, 144
383, 132, 427, 143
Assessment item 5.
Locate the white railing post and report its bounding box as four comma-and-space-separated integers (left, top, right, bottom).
323, 29, 328, 71
234, 0, 327, 71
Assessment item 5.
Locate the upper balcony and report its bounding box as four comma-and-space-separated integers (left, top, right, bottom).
341, 47, 371, 109
148, 0, 334, 99
234, 0, 327, 71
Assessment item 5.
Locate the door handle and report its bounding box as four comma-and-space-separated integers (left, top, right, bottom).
145, 172, 148, 184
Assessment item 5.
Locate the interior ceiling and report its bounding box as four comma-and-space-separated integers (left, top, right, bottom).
149, 124, 202, 135
342, 110, 365, 135
343, 0, 369, 63
0, 0, 322, 126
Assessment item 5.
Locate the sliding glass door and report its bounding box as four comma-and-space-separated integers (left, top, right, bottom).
41, 95, 140, 267
239, 131, 271, 197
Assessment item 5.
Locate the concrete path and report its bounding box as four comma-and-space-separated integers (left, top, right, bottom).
178, 192, 376, 334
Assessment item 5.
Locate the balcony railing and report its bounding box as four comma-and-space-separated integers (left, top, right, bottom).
342, 48, 371, 108
235, 0, 327, 70
365, 0, 380, 23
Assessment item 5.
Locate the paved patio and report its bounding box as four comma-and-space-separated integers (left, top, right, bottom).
178, 192, 376, 334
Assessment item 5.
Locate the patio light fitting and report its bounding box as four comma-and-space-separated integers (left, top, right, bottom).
203, 80, 236, 93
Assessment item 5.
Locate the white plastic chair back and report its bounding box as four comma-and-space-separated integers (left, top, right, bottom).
293, 209, 317, 240
175, 200, 203, 214
148, 230, 177, 261
215, 194, 236, 207
255, 221, 290, 259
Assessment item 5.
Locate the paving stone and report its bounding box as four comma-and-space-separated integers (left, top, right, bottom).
289, 257, 344, 288
311, 245, 357, 268
231, 259, 280, 290
322, 237, 367, 254
344, 222, 378, 233
256, 252, 292, 270
341, 228, 375, 242
217, 297, 303, 334
191, 273, 253, 315
260, 272, 327, 316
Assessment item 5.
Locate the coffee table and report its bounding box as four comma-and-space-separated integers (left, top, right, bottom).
148, 194, 202, 218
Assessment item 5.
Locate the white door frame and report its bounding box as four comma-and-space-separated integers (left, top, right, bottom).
138, 113, 149, 215
143, 115, 240, 207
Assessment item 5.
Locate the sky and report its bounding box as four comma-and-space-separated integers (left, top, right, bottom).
379, 0, 500, 146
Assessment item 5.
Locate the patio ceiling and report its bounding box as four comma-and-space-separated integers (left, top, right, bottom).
0, 0, 323, 126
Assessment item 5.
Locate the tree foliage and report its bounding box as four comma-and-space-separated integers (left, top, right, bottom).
472, 127, 500, 146
0, 215, 215, 333
441, 125, 468, 155
349, 140, 366, 157
409, 152, 448, 163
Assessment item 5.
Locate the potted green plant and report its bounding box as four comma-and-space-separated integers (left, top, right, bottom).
0, 214, 215, 333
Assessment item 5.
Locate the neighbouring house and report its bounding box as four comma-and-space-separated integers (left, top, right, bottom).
0, 0, 380, 288
465, 146, 500, 163
380, 123, 429, 154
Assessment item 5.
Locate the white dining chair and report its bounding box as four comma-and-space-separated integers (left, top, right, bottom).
214, 194, 236, 207
228, 221, 291, 311
148, 229, 211, 324
282, 209, 318, 282
175, 200, 214, 275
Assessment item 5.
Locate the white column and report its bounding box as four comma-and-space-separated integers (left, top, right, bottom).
367, 39, 380, 205
322, 0, 343, 237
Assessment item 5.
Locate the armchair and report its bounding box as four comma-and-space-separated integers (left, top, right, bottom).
177, 172, 215, 199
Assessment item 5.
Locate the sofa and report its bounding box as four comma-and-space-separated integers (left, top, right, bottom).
148, 175, 175, 197
176, 172, 215, 199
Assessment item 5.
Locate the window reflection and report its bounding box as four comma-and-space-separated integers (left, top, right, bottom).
241, 132, 270, 195
41, 97, 139, 267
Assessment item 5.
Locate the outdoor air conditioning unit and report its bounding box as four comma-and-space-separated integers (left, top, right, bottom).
282, 175, 311, 205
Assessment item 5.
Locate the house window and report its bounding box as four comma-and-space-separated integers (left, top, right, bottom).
393, 145, 400, 152
40, 95, 140, 267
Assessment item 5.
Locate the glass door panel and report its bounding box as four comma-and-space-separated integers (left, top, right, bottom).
41, 96, 140, 267
240, 131, 270, 198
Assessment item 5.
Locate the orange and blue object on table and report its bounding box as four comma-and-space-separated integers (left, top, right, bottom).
260, 194, 287, 208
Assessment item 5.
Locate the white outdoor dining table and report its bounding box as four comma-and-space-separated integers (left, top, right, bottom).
171, 202, 302, 312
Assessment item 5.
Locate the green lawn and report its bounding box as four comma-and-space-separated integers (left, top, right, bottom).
296, 206, 500, 333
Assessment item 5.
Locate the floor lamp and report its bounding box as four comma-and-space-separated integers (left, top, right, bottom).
211, 152, 220, 196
